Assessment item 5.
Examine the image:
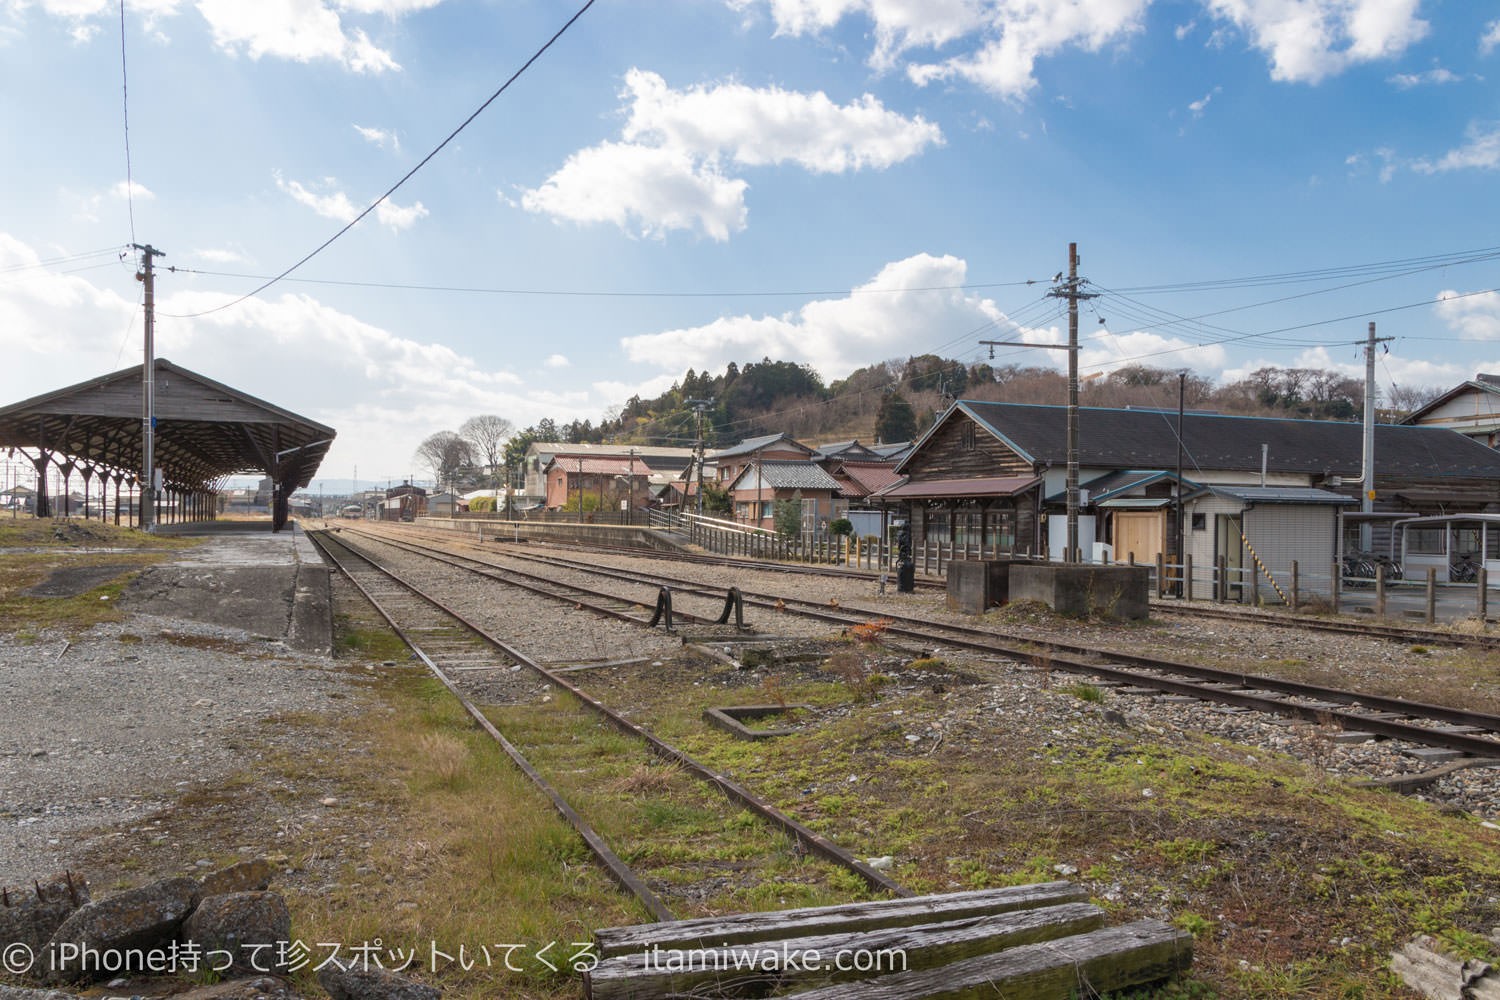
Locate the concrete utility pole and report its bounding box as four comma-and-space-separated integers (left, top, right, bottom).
627, 448, 636, 525
133, 243, 164, 532
688, 398, 712, 517
982, 242, 1094, 563
1049, 243, 1095, 563
1360, 321, 1394, 552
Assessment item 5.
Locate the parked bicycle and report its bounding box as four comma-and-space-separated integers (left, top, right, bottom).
1451, 551, 1480, 583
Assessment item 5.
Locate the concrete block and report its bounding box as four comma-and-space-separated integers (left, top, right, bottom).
944, 559, 1012, 615
1009, 564, 1150, 620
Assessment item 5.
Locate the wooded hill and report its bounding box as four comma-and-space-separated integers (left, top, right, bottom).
501, 357, 1443, 469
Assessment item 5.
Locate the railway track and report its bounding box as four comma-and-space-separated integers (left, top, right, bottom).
306, 528, 910, 923
1150, 600, 1500, 652
335, 522, 1500, 765
471, 521, 1494, 649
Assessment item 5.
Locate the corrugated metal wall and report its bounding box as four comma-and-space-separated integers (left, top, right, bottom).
1243, 505, 1337, 589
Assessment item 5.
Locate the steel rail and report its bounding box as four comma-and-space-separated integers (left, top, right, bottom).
308, 529, 675, 921
351, 527, 1500, 760
1152, 601, 1500, 651
313, 528, 912, 899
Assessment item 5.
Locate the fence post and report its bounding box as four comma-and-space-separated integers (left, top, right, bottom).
1291, 561, 1299, 611
1184, 554, 1194, 601
1375, 564, 1386, 618
1216, 556, 1226, 603
1331, 562, 1341, 614
1250, 562, 1259, 606
1480, 567, 1489, 623
1426, 568, 1437, 625
1156, 552, 1165, 598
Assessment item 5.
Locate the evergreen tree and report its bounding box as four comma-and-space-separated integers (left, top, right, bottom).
875, 392, 918, 443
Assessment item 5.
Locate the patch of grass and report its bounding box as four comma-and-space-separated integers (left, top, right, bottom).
1061, 681, 1106, 703
1409, 644, 1430, 656
0, 550, 173, 632
334, 616, 410, 660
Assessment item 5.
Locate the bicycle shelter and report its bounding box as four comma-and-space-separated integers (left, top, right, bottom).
1396, 514, 1500, 584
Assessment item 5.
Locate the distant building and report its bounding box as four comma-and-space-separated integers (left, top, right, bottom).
1401, 374, 1500, 448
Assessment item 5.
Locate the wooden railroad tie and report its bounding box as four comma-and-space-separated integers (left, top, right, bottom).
584, 881, 1192, 1000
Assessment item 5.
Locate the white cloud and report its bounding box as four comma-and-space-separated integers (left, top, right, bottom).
621, 254, 999, 378
1413, 122, 1500, 174
1435, 288, 1500, 340
1188, 85, 1221, 117
1077, 328, 1229, 375
374, 198, 428, 229
111, 179, 155, 200
1198, 0, 1428, 84
593, 373, 681, 405
1387, 67, 1463, 88
275, 172, 427, 231
334, 0, 443, 14
0, 231, 601, 489
353, 124, 399, 151
544, 354, 570, 368
1221, 346, 1462, 390
521, 141, 749, 241
193, 247, 248, 264
621, 69, 942, 173
1481, 19, 1500, 56
743, 0, 1429, 94
61, 187, 102, 223
521, 69, 940, 240
194, 0, 399, 72
906, 1, 1150, 100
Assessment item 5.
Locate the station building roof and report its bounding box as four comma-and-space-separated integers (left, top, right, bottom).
0, 358, 334, 491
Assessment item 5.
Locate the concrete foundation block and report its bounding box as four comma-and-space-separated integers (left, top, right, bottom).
1009, 564, 1150, 620
945, 559, 1012, 615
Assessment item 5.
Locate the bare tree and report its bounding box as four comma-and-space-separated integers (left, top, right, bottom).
413, 431, 474, 493
460, 414, 514, 487
1386, 383, 1444, 420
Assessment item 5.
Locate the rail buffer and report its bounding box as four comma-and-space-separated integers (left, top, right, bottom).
648, 586, 674, 630
716, 586, 747, 628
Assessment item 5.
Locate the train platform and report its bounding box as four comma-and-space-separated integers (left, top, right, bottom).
120, 519, 332, 654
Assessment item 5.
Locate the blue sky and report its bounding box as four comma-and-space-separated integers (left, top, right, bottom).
1, 0, 1498, 488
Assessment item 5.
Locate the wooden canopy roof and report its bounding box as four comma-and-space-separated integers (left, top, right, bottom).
0, 358, 334, 491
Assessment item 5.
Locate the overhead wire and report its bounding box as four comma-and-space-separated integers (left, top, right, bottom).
119, 0, 136, 247
161, 265, 1047, 301
161, 0, 600, 320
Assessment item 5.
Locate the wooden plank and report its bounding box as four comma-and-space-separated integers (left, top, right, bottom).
585, 903, 1104, 1000
592, 882, 1086, 958
779, 920, 1192, 1000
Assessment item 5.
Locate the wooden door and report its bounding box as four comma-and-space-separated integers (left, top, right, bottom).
1114, 511, 1165, 563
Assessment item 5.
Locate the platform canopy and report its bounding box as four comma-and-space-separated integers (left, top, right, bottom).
0, 358, 334, 527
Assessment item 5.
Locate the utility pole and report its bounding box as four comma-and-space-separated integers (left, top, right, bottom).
1048, 243, 1095, 563
1360, 321, 1394, 552
688, 399, 712, 517
627, 447, 636, 525
987, 243, 1094, 562
1176, 371, 1186, 597
133, 243, 164, 532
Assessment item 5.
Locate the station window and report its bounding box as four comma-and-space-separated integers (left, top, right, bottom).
1191, 513, 1206, 531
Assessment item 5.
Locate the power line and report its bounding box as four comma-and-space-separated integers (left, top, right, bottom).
1108, 245, 1500, 295
162, 0, 599, 320
161, 266, 1046, 301
118, 0, 136, 247
0, 247, 126, 276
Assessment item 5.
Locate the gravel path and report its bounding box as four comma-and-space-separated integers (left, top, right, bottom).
0, 617, 353, 886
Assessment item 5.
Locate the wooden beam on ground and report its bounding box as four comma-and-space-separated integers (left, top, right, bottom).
592, 882, 1086, 958
778, 920, 1192, 1000
585, 903, 1104, 1000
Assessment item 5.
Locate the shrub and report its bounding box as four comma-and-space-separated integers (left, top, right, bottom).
829, 518, 853, 536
